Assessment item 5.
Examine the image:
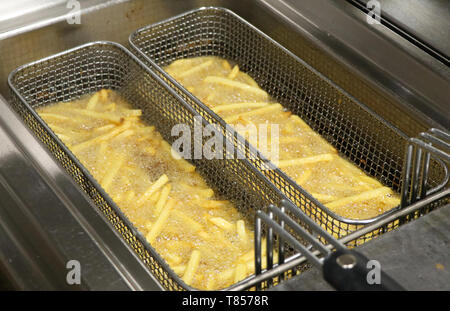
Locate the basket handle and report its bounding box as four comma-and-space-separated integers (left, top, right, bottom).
400, 128, 450, 208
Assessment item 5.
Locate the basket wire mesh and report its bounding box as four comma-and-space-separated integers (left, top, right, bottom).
129, 7, 448, 245
7, 41, 298, 291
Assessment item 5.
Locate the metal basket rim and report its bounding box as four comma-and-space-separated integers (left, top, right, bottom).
128, 6, 407, 225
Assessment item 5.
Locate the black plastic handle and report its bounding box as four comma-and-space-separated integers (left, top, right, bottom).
322, 249, 405, 291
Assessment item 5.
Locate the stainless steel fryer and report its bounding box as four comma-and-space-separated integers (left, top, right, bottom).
0, 0, 449, 291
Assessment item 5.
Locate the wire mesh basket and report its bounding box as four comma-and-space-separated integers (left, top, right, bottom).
129, 7, 448, 245
7, 41, 298, 291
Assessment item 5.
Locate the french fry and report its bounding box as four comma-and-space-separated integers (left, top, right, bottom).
277, 153, 334, 168
71, 120, 131, 152
208, 217, 235, 231
86, 92, 100, 110
224, 104, 282, 123
326, 187, 394, 209
204, 76, 268, 98
94, 124, 116, 132
154, 183, 172, 215
149, 190, 161, 205
172, 265, 186, 275
105, 102, 116, 111
101, 155, 125, 192
178, 60, 213, 78
98, 89, 109, 101
236, 220, 248, 243
289, 114, 312, 130
180, 183, 214, 198
227, 65, 240, 79
217, 268, 234, 283
222, 60, 231, 70
241, 74, 260, 87
64, 108, 123, 124
113, 129, 134, 141
183, 250, 201, 285
47, 124, 87, 138
146, 198, 176, 243
194, 199, 228, 209
39, 112, 70, 121
54, 133, 72, 142
165, 253, 183, 265
280, 136, 306, 144
311, 192, 339, 203
357, 175, 384, 188
122, 109, 142, 117
177, 159, 196, 173
137, 174, 169, 207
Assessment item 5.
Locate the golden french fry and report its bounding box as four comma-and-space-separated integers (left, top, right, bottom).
39, 112, 70, 121
224, 104, 282, 123
311, 192, 339, 203
137, 174, 169, 207
172, 265, 186, 275
204, 76, 268, 98
146, 198, 176, 243
86, 92, 100, 110
54, 133, 72, 142
236, 220, 248, 243
178, 60, 213, 78
195, 199, 228, 209
165, 252, 183, 265
277, 153, 334, 168
208, 217, 235, 231
222, 60, 231, 70
154, 183, 172, 215
227, 65, 240, 79
113, 129, 134, 140
183, 250, 201, 285
217, 268, 234, 282
101, 155, 125, 192
71, 121, 131, 152
326, 187, 395, 209
180, 183, 214, 198
64, 108, 123, 123
241, 74, 260, 87
94, 124, 116, 132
